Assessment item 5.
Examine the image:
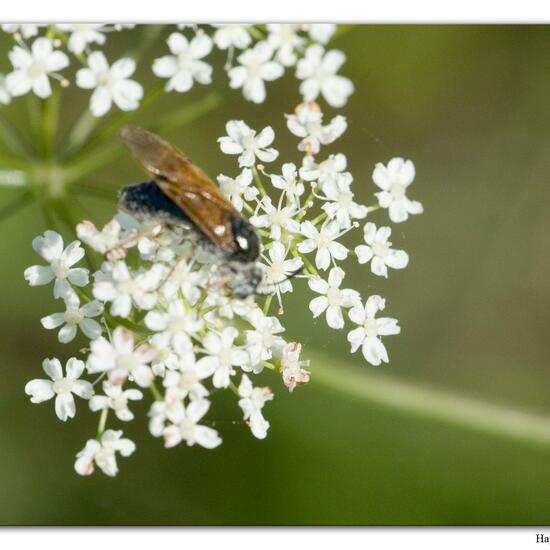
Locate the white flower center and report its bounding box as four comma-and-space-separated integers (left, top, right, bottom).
242, 134, 257, 151
218, 348, 233, 367
316, 233, 331, 248
51, 259, 69, 279
177, 50, 193, 69
64, 307, 84, 325
363, 317, 379, 338
327, 287, 342, 307
390, 183, 406, 200
168, 315, 189, 334
269, 210, 287, 226
245, 59, 262, 77
29, 60, 47, 78
53, 377, 74, 394
179, 418, 196, 442
337, 192, 353, 208
179, 370, 199, 389
97, 71, 114, 87
112, 394, 128, 412
266, 262, 285, 283
118, 278, 138, 295
372, 242, 389, 259
116, 353, 137, 372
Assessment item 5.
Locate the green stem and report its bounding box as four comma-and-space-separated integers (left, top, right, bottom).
26, 96, 41, 156
40, 88, 60, 159
149, 380, 163, 401
97, 408, 109, 439
62, 83, 165, 162
312, 351, 550, 450
64, 89, 226, 185
0, 114, 32, 159
252, 166, 268, 197
154, 90, 224, 134
0, 191, 32, 224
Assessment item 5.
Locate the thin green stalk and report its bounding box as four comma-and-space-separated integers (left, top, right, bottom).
64, 110, 98, 156
0, 191, 32, 224
124, 24, 165, 60
26, 96, 42, 156
149, 380, 163, 402
64, 90, 226, 185
312, 351, 550, 450
62, 83, 165, 161
40, 88, 60, 159
252, 166, 268, 197
97, 408, 109, 439
0, 114, 32, 158
154, 90, 224, 134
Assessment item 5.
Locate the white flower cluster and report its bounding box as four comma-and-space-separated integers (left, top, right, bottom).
23, 100, 422, 475
0, 24, 353, 116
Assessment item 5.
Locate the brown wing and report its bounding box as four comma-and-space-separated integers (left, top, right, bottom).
119, 124, 238, 252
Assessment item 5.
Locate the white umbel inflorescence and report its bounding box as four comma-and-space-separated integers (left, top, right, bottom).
21, 25, 423, 477
1, 24, 352, 115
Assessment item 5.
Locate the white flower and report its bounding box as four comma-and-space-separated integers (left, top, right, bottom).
347, 295, 400, 366
89, 381, 143, 421
76, 218, 123, 255
199, 327, 248, 388
144, 301, 204, 342
266, 24, 304, 67
296, 45, 354, 108
148, 400, 169, 437
0, 74, 11, 105
41, 289, 103, 343
319, 172, 368, 229
160, 258, 204, 304
213, 24, 251, 50
307, 24, 336, 45
245, 309, 286, 370
218, 120, 278, 168
153, 32, 213, 93
6, 37, 69, 99
56, 24, 107, 55
269, 163, 304, 202
308, 267, 360, 329
163, 350, 216, 402
217, 168, 258, 211
297, 220, 348, 271
238, 374, 273, 439
286, 102, 347, 155
262, 242, 303, 295
24, 230, 89, 298
372, 158, 424, 223
93, 261, 165, 318
87, 327, 156, 387
25, 358, 93, 422
249, 196, 301, 241
228, 41, 284, 103
76, 51, 143, 117
162, 399, 222, 449
300, 153, 347, 190
355, 222, 409, 277
74, 430, 135, 477
2, 24, 42, 39
280, 342, 311, 392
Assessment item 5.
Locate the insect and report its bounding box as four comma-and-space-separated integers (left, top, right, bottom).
118, 124, 263, 299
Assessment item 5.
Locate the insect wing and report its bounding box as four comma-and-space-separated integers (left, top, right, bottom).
119, 125, 238, 251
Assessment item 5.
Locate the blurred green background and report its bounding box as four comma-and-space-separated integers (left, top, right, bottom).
1, 24, 550, 525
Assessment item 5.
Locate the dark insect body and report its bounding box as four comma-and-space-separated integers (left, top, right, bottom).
118, 125, 263, 298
